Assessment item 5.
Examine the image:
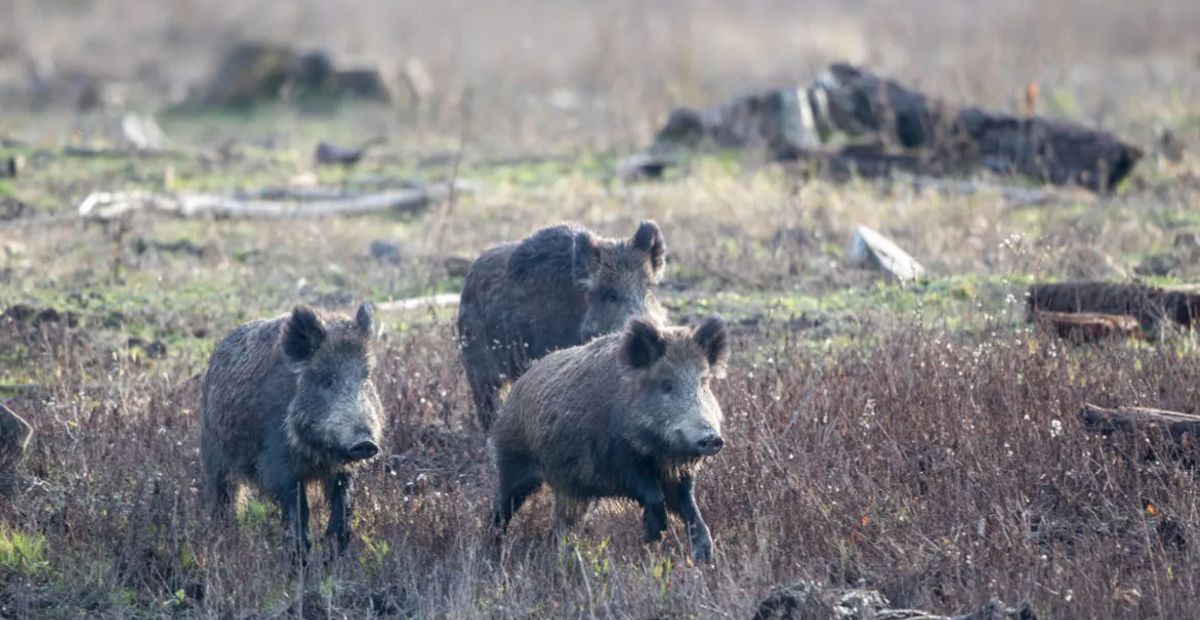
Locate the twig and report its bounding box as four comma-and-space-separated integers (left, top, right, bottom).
77, 183, 470, 221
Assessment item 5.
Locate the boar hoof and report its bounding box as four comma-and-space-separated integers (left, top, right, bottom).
691, 536, 714, 564
326, 528, 351, 552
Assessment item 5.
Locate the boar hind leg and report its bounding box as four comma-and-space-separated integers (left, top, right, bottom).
493, 453, 542, 531
324, 471, 354, 551
663, 474, 713, 563
203, 459, 234, 519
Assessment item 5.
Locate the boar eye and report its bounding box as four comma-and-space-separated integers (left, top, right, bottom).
600, 289, 620, 303
320, 375, 336, 390
661, 379, 674, 393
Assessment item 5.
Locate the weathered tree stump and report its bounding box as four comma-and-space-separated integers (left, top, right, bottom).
643, 63, 1142, 192
1079, 403, 1200, 469
809, 64, 1142, 192
1027, 282, 1199, 333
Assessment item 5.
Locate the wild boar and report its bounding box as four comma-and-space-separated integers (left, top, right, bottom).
491, 315, 730, 562
458, 221, 668, 430
200, 303, 383, 552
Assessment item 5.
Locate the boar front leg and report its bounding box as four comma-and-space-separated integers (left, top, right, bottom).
324, 471, 354, 551
271, 478, 310, 555
663, 473, 713, 563
631, 471, 668, 543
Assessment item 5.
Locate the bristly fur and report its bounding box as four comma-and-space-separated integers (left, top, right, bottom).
506, 223, 586, 284
692, 315, 730, 375
621, 317, 667, 369
200, 302, 383, 552
491, 315, 729, 562
283, 306, 325, 368
458, 221, 670, 431
631, 220, 666, 276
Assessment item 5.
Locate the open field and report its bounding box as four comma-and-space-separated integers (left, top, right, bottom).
3, 1, 1200, 617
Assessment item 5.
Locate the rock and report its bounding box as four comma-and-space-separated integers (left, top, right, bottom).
1134, 253, 1180, 277
315, 138, 384, 166
617, 152, 675, 180
753, 580, 1037, 620
753, 580, 885, 620
849, 225, 925, 283
370, 239, 402, 264
119, 113, 168, 151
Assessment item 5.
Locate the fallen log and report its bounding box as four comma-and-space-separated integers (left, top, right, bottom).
1080, 403, 1200, 463
77, 182, 468, 221
753, 580, 1036, 620
1080, 403, 1200, 439
1027, 282, 1199, 332
1033, 311, 1144, 343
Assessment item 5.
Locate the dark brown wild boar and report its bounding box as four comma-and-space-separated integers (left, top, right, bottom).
458, 221, 668, 430
200, 303, 383, 553
491, 315, 729, 563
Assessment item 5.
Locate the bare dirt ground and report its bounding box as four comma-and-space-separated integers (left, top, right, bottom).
2, 1, 1200, 617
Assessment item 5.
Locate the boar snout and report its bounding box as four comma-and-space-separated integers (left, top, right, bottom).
671, 421, 724, 457
695, 432, 724, 455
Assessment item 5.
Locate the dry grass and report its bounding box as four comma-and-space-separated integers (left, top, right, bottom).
3, 310, 1200, 617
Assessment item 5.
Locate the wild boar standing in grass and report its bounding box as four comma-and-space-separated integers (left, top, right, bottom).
491, 315, 730, 563
201, 303, 383, 553
458, 221, 668, 431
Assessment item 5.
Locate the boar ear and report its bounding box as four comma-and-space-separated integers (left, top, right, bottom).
284, 306, 326, 368
620, 317, 666, 369
570, 230, 599, 290
355, 302, 375, 336
631, 220, 666, 278
693, 315, 729, 376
